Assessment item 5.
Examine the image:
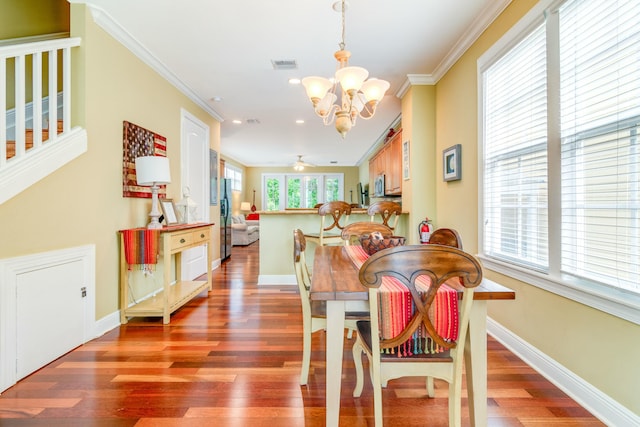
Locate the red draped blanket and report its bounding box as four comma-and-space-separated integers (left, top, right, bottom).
122, 229, 160, 272
344, 245, 459, 356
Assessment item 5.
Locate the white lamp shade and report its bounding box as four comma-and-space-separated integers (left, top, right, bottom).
135, 156, 171, 185
316, 92, 337, 116
360, 78, 390, 102
335, 66, 368, 93
302, 76, 332, 101
240, 202, 251, 211
351, 93, 365, 113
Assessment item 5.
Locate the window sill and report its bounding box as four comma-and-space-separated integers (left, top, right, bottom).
478, 255, 640, 326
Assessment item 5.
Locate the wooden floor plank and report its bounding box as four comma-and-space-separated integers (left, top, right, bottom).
0, 241, 605, 426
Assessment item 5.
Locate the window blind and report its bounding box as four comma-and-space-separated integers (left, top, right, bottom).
483, 23, 549, 270
559, 0, 640, 292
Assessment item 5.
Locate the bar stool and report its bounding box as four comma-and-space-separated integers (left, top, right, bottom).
304, 201, 351, 246
367, 201, 402, 231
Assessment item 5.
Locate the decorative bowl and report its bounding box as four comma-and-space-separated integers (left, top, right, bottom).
359, 234, 406, 255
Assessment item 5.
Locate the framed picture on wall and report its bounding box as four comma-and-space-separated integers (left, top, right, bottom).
443, 144, 461, 181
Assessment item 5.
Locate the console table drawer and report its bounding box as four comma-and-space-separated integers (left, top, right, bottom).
170, 231, 194, 250
192, 228, 210, 243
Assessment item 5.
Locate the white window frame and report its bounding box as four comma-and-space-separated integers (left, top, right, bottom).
224, 164, 242, 192
262, 173, 344, 211
477, 0, 640, 325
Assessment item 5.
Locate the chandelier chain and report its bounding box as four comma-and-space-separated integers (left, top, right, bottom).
339, 0, 346, 51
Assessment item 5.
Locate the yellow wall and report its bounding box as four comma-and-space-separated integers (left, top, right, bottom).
430, 0, 639, 416
0, 4, 220, 320
401, 85, 437, 245
0, 0, 69, 39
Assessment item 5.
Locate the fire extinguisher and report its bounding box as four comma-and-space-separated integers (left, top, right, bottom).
418, 217, 433, 244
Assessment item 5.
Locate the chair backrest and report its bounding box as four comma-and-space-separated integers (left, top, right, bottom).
293, 229, 311, 293
358, 245, 482, 352
367, 201, 402, 230
428, 228, 463, 250
317, 201, 352, 233
340, 221, 393, 246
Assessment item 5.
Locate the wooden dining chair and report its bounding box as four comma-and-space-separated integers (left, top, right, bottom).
428, 227, 463, 250
293, 229, 368, 385
352, 245, 483, 427
367, 201, 402, 231
304, 201, 352, 246
340, 221, 393, 246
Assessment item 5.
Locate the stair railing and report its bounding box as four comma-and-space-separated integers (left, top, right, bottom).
0, 34, 81, 169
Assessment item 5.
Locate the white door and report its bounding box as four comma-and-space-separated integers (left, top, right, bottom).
180, 110, 210, 280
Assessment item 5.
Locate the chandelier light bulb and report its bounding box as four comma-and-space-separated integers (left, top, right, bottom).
360, 78, 390, 103
335, 66, 368, 93
302, 76, 332, 102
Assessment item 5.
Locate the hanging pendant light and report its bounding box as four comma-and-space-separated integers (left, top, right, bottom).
302, 0, 390, 138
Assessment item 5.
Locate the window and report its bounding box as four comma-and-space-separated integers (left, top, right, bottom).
479, 0, 640, 324
262, 173, 344, 211
224, 164, 242, 192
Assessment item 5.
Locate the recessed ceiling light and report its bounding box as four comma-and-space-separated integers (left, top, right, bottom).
289, 78, 301, 85
296, 119, 304, 124
232, 119, 242, 124
210, 96, 223, 102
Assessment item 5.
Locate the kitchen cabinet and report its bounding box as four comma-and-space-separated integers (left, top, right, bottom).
369, 129, 402, 195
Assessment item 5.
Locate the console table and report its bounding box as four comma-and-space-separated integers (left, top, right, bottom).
119, 223, 214, 324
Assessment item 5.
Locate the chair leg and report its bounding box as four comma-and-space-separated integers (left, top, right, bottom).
352, 337, 364, 397
448, 369, 464, 427
372, 364, 384, 427
426, 376, 435, 398
347, 328, 353, 339
300, 320, 312, 385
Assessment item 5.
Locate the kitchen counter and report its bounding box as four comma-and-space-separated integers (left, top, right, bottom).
256, 209, 408, 285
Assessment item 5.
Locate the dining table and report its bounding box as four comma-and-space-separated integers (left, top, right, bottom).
310, 245, 516, 427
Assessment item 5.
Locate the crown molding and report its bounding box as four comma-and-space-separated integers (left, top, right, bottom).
432, 0, 512, 82
397, 0, 513, 97
85, 4, 224, 122
396, 74, 436, 98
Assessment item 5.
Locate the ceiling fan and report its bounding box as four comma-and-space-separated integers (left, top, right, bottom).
293, 155, 315, 171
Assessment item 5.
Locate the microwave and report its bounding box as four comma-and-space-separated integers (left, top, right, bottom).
373, 174, 385, 197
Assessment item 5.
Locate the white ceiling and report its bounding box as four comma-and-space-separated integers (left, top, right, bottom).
73, 0, 510, 168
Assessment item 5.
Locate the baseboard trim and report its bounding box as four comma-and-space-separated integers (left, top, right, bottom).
257, 274, 296, 286
92, 311, 120, 339
487, 318, 638, 427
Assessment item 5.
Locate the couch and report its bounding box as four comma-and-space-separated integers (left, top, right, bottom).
231, 215, 259, 246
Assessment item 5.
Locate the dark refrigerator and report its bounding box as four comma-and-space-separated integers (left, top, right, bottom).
220, 178, 232, 261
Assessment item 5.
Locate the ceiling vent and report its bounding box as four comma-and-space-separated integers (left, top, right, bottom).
271, 59, 297, 70
246, 118, 261, 125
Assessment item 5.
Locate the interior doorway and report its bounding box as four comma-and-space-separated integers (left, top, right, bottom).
179, 109, 210, 279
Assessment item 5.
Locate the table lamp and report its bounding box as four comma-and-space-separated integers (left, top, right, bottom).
240, 202, 251, 212
135, 156, 172, 229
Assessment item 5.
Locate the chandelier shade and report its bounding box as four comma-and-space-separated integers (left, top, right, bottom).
301, 0, 389, 138
335, 66, 368, 93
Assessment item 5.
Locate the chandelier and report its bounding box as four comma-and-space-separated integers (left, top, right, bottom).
301, 0, 390, 138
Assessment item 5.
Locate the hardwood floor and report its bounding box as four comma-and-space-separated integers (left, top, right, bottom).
0, 242, 605, 426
